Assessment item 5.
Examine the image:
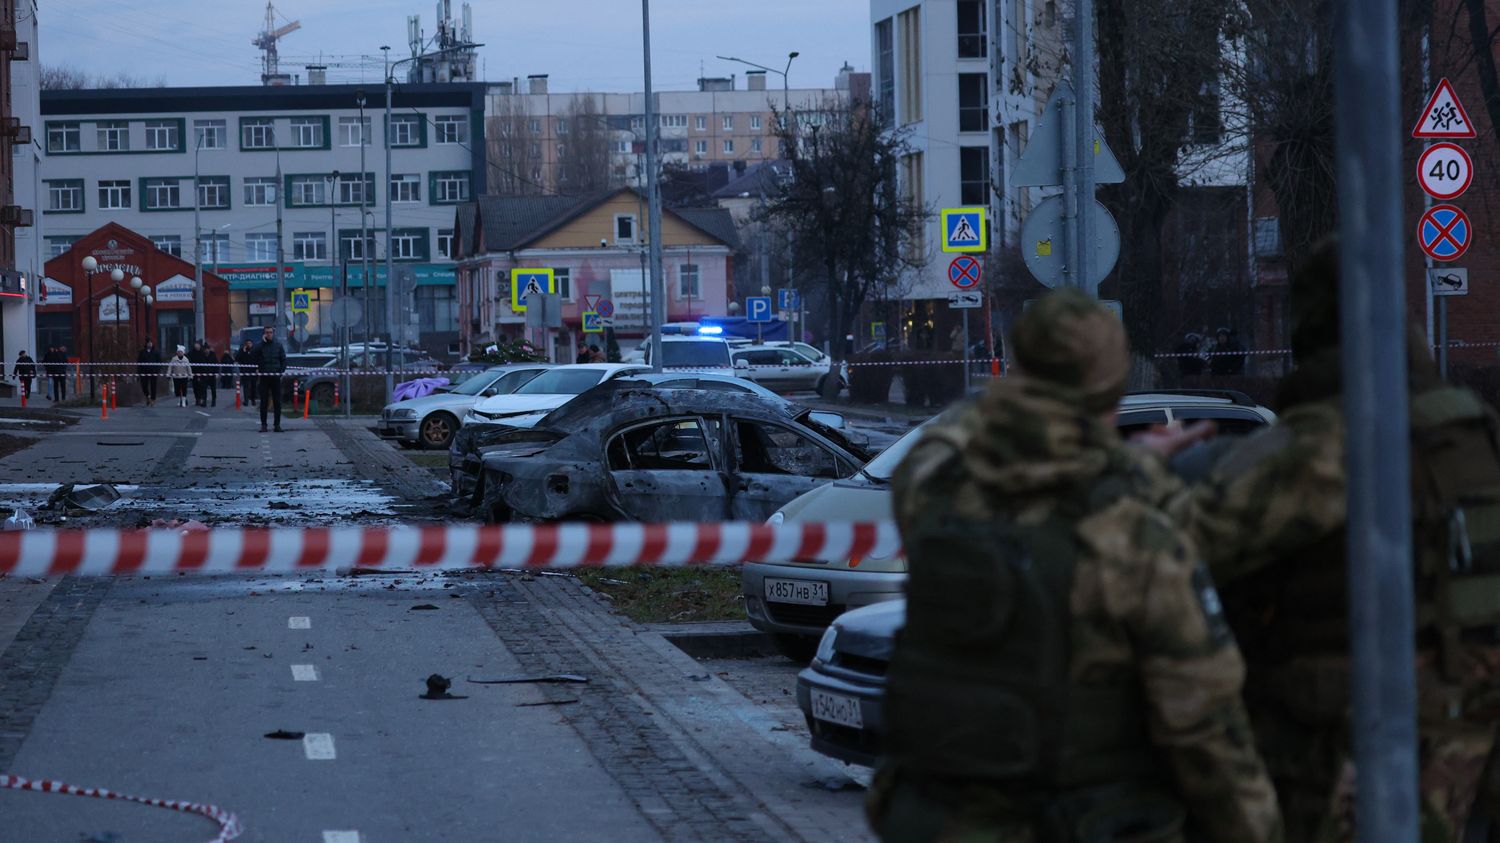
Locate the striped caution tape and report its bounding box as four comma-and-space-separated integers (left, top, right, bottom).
0, 774, 243, 842
0, 521, 902, 578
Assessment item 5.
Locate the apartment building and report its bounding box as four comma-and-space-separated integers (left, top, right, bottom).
38, 82, 486, 357
485, 68, 869, 193
0, 0, 35, 389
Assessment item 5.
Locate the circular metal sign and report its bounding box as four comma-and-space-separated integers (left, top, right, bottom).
329, 297, 362, 328
1418, 204, 1472, 261
1417, 142, 1473, 201
947, 255, 982, 290
1020, 197, 1121, 290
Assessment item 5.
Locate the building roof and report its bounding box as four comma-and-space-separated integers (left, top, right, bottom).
710, 161, 792, 200
458, 188, 739, 257
42, 82, 487, 115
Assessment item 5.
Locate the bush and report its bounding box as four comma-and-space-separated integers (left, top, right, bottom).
469, 339, 546, 366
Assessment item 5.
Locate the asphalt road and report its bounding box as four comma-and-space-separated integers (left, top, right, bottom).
0, 404, 876, 843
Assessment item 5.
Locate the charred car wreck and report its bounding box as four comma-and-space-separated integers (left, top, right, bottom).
449, 382, 871, 523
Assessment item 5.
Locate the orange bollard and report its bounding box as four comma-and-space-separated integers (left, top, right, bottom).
302, 385, 311, 419
19, 381, 27, 409
991, 358, 1000, 377
110, 380, 118, 410
333, 383, 340, 409
234, 379, 242, 410
101, 392, 108, 420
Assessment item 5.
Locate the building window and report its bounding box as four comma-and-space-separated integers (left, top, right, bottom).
290, 117, 324, 148
391, 228, 427, 261
203, 233, 230, 262
47, 123, 80, 153
293, 231, 327, 262
751, 138, 763, 154
415, 286, 458, 334
694, 115, 706, 131
722, 115, 734, 132
723, 139, 734, 154
336, 173, 372, 205
695, 140, 708, 155
145, 120, 179, 151
194, 119, 226, 150
661, 114, 687, 128
196, 176, 230, 209
432, 171, 471, 204
614, 214, 636, 244
47, 236, 80, 257
152, 235, 183, 257
631, 116, 644, 131
612, 140, 631, 153
339, 230, 376, 262
528, 118, 542, 135
390, 173, 421, 203
555, 118, 569, 136
899, 152, 925, 257
1190, 75, 1224, 145
876, 18, 895, 125
678, 264, 700, 299
389, 115, 421, 147
339, 116, 371, 147
553, 267, 572, 300
750, 115, 762, 130
243, 176, 277, 206
97, 121, 130, 152
242, 119, 275, 149
898, 8, 924, 124
1253, 218, 1282, 256
245, 233, 279, 262
98, 179, 131, 209
959, 146, 990, 206
143, 177, 182, 210
44, 179, 83, 213
289, 175, 326, 207
957, 0, 987, 58
436, 228, 455, 259
435, 115, 468, 144
557, 144, 567, 159
958, 73, 988, 133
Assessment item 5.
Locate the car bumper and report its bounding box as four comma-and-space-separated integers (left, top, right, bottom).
376, 420, 419, 441
796, 664, 885, 767
741, 562, 905, 637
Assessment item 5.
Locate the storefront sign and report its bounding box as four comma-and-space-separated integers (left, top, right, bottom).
41, 277, 72, 305
155, 275, 196, 302
99, 294, 130, 322
215, 263, 457, 290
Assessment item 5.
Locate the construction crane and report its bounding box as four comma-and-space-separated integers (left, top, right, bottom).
253, 1, 302, 86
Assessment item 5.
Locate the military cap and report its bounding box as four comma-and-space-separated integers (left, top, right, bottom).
1011, 288, 1129, 413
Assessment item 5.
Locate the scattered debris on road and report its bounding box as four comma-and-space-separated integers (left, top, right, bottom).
419, 673, 468, 700
44, 483, 122, 513
263, 730, 305, 740
409, 603, 440, 611
516, 699, 580, 707
466, 673, 589, 685
3, 508, 34, 530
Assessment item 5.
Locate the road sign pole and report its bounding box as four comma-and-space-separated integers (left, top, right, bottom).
1440, 296, 1448, 378
1074, 0, 1095, 297
983, 257, 997, 376
1060, 90, 1078, 290
962, 309, 971, 393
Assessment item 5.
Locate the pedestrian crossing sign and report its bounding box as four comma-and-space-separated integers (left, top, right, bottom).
291, 289, 311, 314
582, 311, 603, 333
510, 268, 555, 312
941, 207, 987, 253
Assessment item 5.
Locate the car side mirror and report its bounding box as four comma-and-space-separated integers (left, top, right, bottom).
734, 359, 750, 370
481, 387, 500, 397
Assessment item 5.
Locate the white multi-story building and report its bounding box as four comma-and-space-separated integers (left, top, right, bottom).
38, 82, 486, 356
0, 0, 39, 381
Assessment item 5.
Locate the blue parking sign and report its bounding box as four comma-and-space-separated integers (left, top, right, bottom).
777, 289, 800, 311
747, 296, 773, 323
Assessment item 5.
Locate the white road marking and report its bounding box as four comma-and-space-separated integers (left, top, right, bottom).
303, 733, 336, 760
196, 411, 211, 417
291, 664, 319, 682
323, 832, 361, 843
288, 616, 311, 629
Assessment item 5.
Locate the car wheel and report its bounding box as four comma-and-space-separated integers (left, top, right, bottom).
420, 412, 458, 450
311, 383, 335, 405
772, 633, 818, 663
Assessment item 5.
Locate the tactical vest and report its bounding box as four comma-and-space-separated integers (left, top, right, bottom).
883, 440, 1160, 788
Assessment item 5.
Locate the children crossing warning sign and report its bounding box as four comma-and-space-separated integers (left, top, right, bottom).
1413, 78, 1476, 139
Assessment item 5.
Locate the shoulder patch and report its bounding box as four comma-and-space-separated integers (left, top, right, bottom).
1191, 563, 1235, 649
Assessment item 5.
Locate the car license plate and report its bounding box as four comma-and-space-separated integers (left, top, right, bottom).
811, 689, 863, 729
764, 578, 828, 605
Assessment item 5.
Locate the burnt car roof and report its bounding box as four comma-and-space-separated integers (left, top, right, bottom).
531, 378, 805, 432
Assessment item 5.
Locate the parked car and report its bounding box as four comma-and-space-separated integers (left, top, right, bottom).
377, 364, 551, 450
644, 336, 737, 375
796, 598, 903, 767
461, 364, 650, 427
449, 382, 867, 523
731, 344, 841, 394
742, 389, 1277, 660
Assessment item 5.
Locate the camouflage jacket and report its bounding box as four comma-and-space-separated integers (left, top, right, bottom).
893, 377, 1283, 843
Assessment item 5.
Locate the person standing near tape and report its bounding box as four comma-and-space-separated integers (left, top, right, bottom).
871, 289, 1282, 843
165, 346, 191, 407
254, 325, 286, 432
137, 338, 160, 407
10, 349, 35, 400
235, 339, 257, 407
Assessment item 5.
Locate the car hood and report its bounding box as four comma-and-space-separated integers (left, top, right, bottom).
781, 475, 892, 522
469, 394, 573, 416
831, 598, 906, 661
386, 393, 479, 415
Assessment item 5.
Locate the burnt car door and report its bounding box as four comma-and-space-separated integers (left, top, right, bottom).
727, 417, 855, 521
603, 415, 731, 522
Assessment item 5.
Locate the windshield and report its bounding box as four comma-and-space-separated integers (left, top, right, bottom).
514, 368, 608, 395
449, 370, 508, 396
860, 423, 930, 481
657, 342, 731, 368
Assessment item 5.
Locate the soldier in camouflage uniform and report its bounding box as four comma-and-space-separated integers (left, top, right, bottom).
1165, 239, 1500, 841
870, 289, 1282, 843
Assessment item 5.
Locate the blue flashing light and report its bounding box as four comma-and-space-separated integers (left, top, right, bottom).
697, 325, 724, 335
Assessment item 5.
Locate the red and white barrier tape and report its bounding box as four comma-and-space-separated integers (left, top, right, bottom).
0, 521, 901, 578
0, 774, 242, 842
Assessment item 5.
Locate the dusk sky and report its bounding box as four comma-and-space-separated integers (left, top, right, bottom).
41, 0, 872, 92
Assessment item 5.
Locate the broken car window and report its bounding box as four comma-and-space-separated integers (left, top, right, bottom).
733, 420, 840, 479
607, 418, 714, 471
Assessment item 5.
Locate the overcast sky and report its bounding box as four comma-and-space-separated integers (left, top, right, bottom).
41, 0, 871, 92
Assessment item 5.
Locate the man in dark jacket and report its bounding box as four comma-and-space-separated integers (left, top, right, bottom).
235, 340, 257, 407
137, 340, 161, 406
187, 340, 208, 406
255, 326, 287, 431
11, 350, 35, 399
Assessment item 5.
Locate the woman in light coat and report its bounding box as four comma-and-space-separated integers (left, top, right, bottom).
165, 346, 193, 407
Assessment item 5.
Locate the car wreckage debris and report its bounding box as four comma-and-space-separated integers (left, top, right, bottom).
466, 673, 590, 685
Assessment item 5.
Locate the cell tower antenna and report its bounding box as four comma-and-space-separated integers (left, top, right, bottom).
253, 1, 302, 86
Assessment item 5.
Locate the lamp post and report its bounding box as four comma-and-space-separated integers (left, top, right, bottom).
715, 51, 799, 127
192, 133, 209, 342
79, 258, 152, 399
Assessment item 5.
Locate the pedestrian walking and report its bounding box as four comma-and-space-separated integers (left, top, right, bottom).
1161, 238, 1500, 840
165, 346, 192, 407
576, 341, 589, 364
218, 347, 235, 396
587, 344, 606, 363
188, 340, 210, 407
254, 325, 287, 432
871, 289, 1281, 843
235, 340, 257, 407
137, 339, 161, 406
10, 349, 35, 400
1208, 327, 1245, 376
205, 343, 219, 407
1174, 331, 1205, 378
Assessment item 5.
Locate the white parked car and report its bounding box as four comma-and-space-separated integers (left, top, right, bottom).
378, 364, 551, 449
731, 344, 840, 394
461, 364, 650, 427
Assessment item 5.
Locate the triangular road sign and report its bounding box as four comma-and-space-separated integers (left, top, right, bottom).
583, 293, 602, 312
1011, 81, 1125, 188
1413, 77, 1476, 139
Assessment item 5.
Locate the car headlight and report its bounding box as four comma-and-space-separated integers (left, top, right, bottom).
767, 511, 785, 526
814, 626, 837, 665
391, 408, 417, 419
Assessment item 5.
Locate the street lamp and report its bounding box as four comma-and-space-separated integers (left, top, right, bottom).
716, 51, 799, 121
80, 259, 154, 399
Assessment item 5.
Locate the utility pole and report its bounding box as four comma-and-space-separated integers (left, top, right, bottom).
642, 0, 665, 373
383, 45, 396, 397
1073, 0, 1094, 294
192, 135, 205, 341
274, 142, 286, 344
356, 89, 368, 419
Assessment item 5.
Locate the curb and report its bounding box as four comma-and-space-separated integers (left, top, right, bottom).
650, 621, 778, 659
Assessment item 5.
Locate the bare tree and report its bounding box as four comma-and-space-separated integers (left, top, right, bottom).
557, 95, 613, 193
40, 65, 164, 90
486, 95, 546, 196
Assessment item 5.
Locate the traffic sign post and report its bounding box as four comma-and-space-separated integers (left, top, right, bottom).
940, 208, 987, 253
1417, 143, 1473, 200
582, 311, 604, 333
747, 296, 772, 343
1417, 204, 1472, 261
1413, 78, 1476, 139
947, 255, 982, 289
290, 289, 311, 314
596, 298, 616, 325
1429, 267, 1468, 297
510, 268, 555, 313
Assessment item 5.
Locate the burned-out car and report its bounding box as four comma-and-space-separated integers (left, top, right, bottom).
449, 382, 871, 523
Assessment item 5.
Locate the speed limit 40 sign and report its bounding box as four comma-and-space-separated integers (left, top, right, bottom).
1418, 142, 1474, 201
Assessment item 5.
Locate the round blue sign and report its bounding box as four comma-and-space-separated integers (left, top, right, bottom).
948, 255, 982, 290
